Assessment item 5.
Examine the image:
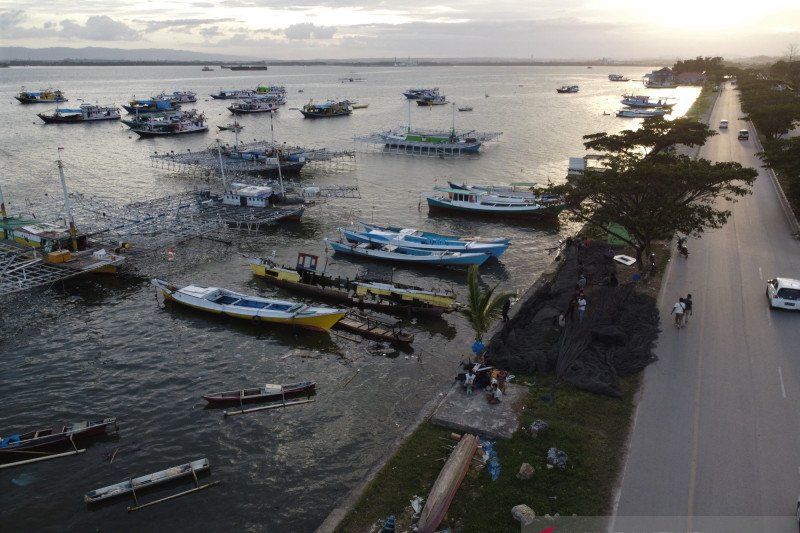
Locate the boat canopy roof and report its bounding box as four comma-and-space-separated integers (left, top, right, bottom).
433, 186, 484, 195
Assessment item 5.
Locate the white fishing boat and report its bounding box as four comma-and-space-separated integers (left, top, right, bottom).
426, 186, 566, 218
37, 104, 121, 124
358, 221, 510, 245
228, 98, 279, 114
616, 108, 668, 118
620, 94, 676, 109
556, 85, 579, 93
608, 74, 630, 82
151, 279, 345, 332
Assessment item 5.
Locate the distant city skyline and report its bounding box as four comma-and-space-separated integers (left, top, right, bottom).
1, 1, 798, 60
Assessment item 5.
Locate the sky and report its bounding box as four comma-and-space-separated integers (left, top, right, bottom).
0, 0, 799, 60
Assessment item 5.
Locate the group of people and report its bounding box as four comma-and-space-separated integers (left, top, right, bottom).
670, 294, 694, 328
460, 360, 508, 404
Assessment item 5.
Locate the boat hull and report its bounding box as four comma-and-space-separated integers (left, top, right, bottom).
340, 228, 508, 257
202, 381, 316, 405
132, 126, 208, 137
326, 240, 489, 267
84, 458, 210, 504
38, 114, 120, 124
0, 418, 117, 453
426, 196, 561, 219
299, 110, 352, 118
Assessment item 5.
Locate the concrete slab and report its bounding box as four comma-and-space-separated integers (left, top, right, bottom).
431, 382, 528, 439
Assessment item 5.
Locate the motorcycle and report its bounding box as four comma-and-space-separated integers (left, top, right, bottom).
677, 237, 689, 258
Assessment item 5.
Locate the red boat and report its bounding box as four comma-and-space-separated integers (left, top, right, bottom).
0, 417, 118, 453
202, 381, 316, 405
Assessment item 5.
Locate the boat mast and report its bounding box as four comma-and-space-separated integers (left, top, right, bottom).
269, 111, 285, 197
216, 139, 227, 191
451, 102, 456, 135
0, 184, 7, 240
407, 99, 412, 133
56, 148, 79, 251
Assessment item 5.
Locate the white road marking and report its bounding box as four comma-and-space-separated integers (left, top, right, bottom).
779, 366, 787, 398
758, 267, 763, 281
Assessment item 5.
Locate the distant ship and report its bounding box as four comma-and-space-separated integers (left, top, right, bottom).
222, 64, 268, 71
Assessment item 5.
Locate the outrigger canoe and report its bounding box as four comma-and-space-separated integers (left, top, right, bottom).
151, 279, 345, 332
340, 227, 509, 257
202, 381, 316, 405
84, 458, 215, 505
1, 418, 117, 453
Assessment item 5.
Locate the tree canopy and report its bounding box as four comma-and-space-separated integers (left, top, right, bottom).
759, 136, 800, 207
557, 118, 758, 267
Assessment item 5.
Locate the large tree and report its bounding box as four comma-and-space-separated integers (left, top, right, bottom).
759, 137, 800, 207
558, 118, 758, 267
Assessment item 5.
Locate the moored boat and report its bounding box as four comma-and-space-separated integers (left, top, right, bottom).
122, 98, 181, 114
130, 113, 208, 137
403, 87, 438, 99
608, 74, 630, 82
37, 104, 120, 124
228, 98, 279, 114
556, 85, 579, 93
357, 221, 510, 245
156, 90, 197, 104
151, 279, 346, 332
202, 66, 214, 71
620, 94, 676, 109
15, 88, 67, 103
249, 253, 457, 315
202, 381, 316, 405
417, 93, 448, 106
300, 100, 352, 118
335, 311, 414, 344
0, 418, 117, 453
325, 239, 490, 267
379, 129, 482, 153
84, 458, 212, 504
616, 108, 668, 118
457, 106, 473, 112
217, 122, 243, 132
210, 89, 256, 100
340, 227, 509, 257
426, 186, 566, 218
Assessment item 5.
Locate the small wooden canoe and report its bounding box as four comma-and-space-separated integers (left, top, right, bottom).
334, 312, 414, 344
1, 418, 117, 453
84, 458, 211, 504
202, 381, 316, 405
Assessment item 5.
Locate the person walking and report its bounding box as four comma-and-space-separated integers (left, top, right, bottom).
577, 295, 587, 322
684, 294, 693, 324
502, 298, 511, 322
671, 298, 686, 328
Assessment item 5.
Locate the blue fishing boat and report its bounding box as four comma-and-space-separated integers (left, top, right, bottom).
122, 98, 181, 114
358, 221, 510, 245
340, 227, 509, 257
325, 238, 490, 267
299, 100, 352, 118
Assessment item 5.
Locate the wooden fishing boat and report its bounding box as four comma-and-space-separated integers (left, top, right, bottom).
325, 238, 490, 267
15, 88, 67, 103
417, 434, 480, 533
250, 254, 457, 316
84, 458, 216, 506
131, 114, 208, 137
335, 311, 414, 344
38, 104, 121, 124
556, 85, 579, 93
210, 89, 256, 100
217, 122, 243, 132
122, 98, 181, 114
151, 279, 346, 332
358, 221, 510, 245
426, 186, 566, 219
300, 100, 352, 118
339, 227, 509, 258
0, 418, 117, 453
227, 98, 279, 114
202, 381, 316, 405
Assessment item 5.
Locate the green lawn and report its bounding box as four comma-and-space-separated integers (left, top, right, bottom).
336, 375, 640, 532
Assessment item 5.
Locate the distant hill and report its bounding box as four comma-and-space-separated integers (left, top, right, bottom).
0, 46, 260, 63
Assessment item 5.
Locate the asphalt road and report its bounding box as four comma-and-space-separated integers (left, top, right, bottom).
612, 85, 800, 532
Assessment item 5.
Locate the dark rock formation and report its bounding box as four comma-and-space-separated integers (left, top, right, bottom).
485, 240, 660, 396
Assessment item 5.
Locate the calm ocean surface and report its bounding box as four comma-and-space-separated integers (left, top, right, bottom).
0, 65, 698, 531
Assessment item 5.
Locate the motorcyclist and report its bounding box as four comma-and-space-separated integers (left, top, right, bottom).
677, 236, 689, 257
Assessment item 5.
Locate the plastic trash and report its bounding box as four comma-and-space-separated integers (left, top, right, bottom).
480, 436, 501, 481
546, 447, 569, 471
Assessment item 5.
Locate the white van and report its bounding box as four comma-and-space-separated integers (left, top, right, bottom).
719, 119, 728, 129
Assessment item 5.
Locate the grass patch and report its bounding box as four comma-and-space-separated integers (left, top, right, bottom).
336, 375, 640, 532
685, 83, 715, 120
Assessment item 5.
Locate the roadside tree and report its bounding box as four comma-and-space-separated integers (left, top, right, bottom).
558, 118, 758, 268
759, 137, 800, 208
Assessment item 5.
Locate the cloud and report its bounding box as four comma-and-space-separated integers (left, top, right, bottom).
284, 23, 336, 40
199, 26, 222, 38
138, 18, 237, 32
59, 15, 140, 41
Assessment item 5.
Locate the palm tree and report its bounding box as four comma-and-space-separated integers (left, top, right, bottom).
460, 265, 516, 343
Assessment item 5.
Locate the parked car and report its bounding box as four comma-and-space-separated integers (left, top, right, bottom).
738, 129, 749, 140
719, 119, 728, 129
766, 277, 800, 310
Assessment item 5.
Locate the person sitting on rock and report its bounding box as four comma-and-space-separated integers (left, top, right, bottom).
486, 383, 502, 404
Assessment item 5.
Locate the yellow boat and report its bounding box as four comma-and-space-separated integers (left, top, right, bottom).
250, 254, 457, 316
151, 279, 345, 332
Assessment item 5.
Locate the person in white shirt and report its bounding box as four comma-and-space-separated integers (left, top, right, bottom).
464, 370, 475, 395
671, 299, 686, 328
577, 297, 587, 322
